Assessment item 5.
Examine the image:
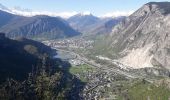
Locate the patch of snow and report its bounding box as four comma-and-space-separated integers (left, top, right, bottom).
0, 3, 78, 18
80, 11, 91, 16
10, 9, 78, 18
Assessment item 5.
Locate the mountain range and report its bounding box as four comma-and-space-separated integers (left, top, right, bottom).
0, 3, 132, 18
0, 3, 127, 38
0, 1, 170, 99
0, 9, 124, 39
0, 10, 81, 40
1, 2, 170, 70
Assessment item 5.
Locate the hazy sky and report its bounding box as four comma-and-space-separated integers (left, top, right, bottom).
0, 0, 169, 17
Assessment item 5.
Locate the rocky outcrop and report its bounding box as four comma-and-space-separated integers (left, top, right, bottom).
107, 2, 170, 69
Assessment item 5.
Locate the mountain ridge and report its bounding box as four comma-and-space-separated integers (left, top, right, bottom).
0, 10, 81, 40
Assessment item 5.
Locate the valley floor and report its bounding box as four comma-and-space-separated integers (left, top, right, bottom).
43, 38, 170, 100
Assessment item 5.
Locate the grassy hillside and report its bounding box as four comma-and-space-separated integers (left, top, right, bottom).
116, 79, 170, 100
69, 64, 95, 82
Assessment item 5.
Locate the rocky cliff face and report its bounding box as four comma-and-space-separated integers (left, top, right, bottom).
107, 2, 170, 69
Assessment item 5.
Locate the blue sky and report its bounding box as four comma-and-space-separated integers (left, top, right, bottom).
0, 0, 169, 17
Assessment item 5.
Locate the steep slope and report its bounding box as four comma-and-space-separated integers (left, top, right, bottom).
107, 2, 170, 68
0, 33, 55, 82
0, 10, 16, 27
103, 2, 170, 69
0, 10, 80, 40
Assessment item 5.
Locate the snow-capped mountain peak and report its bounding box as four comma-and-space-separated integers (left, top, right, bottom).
0, 3, 78, 18
0, 3, 130, 19
100, 11, 134, 18
80, 11, 92, 16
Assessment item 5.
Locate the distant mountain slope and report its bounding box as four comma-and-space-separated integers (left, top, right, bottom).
88, 16, 125, 35
103, 2, 170, 69
0, 10, 80, 40
67, 13, 100, 33
0, 10, 16, 27
0, 33, 55, 82
67, 13, 125, 35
